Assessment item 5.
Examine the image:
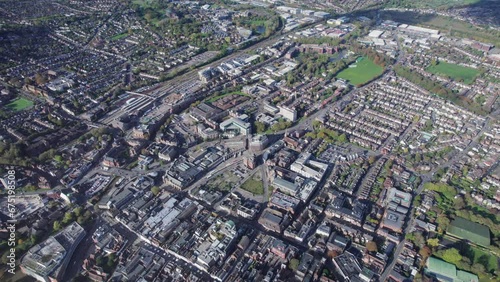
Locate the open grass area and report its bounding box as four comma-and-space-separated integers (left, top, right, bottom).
240, 177, 264, 195
110, 33, 128, 41
205, 91, 250, 103
427, 62, 480, 85
5, 98, 34, 111
470, 247, 497, 273
336, 57, 384, 86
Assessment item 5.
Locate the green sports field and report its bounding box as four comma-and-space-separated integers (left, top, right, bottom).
336, 57, 384, 86
5, 98, 34, 111
426, 62, 479, 85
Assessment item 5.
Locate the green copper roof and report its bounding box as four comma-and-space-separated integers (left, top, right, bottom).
426, 257, 479, 282
426, 257, 457, 278
447, 217, 490, 246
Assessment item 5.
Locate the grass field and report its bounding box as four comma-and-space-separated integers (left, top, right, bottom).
336, 57, 384, 85
240, 178, 264, 195
426, 62, 480, 85
5, 98, 34, 111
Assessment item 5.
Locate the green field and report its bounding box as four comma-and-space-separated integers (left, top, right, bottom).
427, 62, 480, 85
240, 178, 264, 195
336, 57, 384, 86
5, 98, 34, 111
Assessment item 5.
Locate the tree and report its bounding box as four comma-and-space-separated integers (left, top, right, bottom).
53, 220, 61, 231
289, 258, 299, 271
35, 73, 47, 85
453, 197, 465, 210
442, 248, 462, 265
477, 254, 490, 270
408, 232, 425, 248
62, 211, 74, 224
427, 238, 440, 248
107, 253, 117, 268
436, 215, 451, 233
151, 186, 160, 196
368, 156, 376, 165
419, 246, 432, 259
471, 263, 485, 274
366, 241, 378, 252
74, 207, 83, 217
96, 256, 105, 267
255, 121, 266, 133
338, 133, 347, 143
77, 216, 85, 225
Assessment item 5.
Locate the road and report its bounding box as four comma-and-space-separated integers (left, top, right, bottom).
62, 216, 101, 281
141, 243, 215, 281
262, 161, 270, 201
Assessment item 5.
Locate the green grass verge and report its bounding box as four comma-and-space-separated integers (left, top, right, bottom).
336, 57, 384, 86
5, 98, 34, 111
110, 33, 128, 41
426, 62, 480, 85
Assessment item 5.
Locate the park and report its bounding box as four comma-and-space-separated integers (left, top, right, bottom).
4, 98, 34, 111
336, 57, 384, 86
427, 62, 480, 85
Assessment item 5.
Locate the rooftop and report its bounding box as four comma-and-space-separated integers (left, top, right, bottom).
447, 217, 490, 246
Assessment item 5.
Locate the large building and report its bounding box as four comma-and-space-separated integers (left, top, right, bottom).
250, 134, 269, 151
290, 153, 329, 182
163, 157, 202, 189
447, 217, 491, 246
380, 210, 405, 233
273, 176, 300, 195
268, 191, 301, 214
325, 194, 367, 226
425, 257, 478, 282
219, 116, 252, 137
258, 208, 290, 233
278, 105, 297, 122
384, 188, 412, 208
21, 222, 86, 282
